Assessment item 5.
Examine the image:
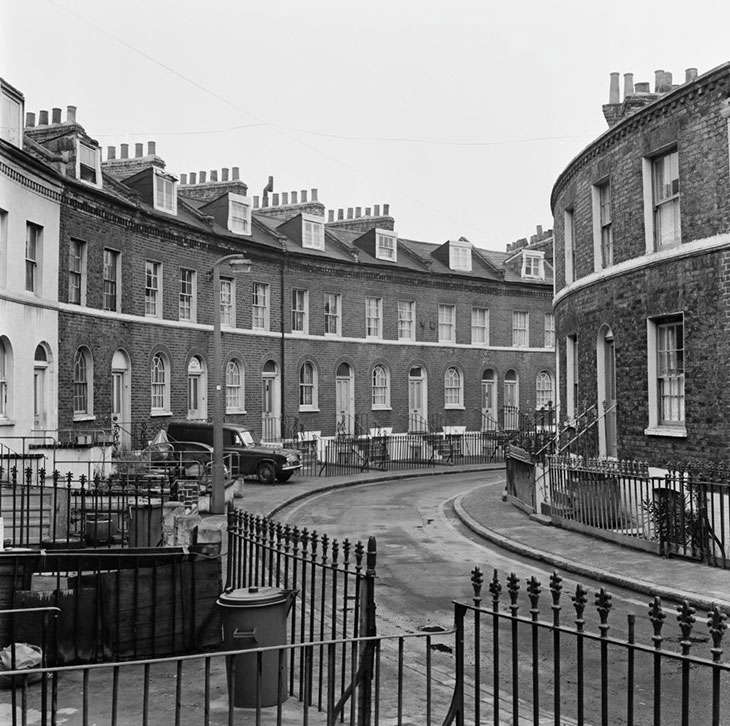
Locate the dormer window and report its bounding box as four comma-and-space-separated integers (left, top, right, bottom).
302, 214, 324, 250
449, 240, 472, 271
376, 231, 397, 262
521, 251, 545, 280
154, 170, 177, 215
76, 140, 102, 187
228, 193, 251, 235
0, 81, 23, 148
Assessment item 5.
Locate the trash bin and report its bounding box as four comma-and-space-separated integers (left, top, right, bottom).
128, 498, 163, 547
217, 586, 296, 708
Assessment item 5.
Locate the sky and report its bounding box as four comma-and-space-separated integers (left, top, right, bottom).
2, 0, 730, 252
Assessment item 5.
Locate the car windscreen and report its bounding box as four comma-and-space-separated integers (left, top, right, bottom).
232, 430, 256, 447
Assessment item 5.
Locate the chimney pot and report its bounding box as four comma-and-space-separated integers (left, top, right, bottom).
654, 69, 665, 93
536, 224, 543, 237
135, 143, 143, 158
662, 71, 673, 91
383, 203, 390, 216
355, 206, 362, 217
273, 193, 280, 206
253, 195, 260, 208
338, 208, 344, 220
685, 67, 698, 83
39, 110, 49, 126
623, 73, 634, 99
232, 167, 240, 180
120, 143, 129, 159
609, 72, 620, 104
199, 171, 207, 183
328, 209, 334, 222
222, 168, 229, 181
635, 82, 650, 93
347, 207, 354, 219
365, 207, 371, 216
374, 204, 381, 216
189, 172, 197, 184
311, 188, 318, 201
180, 173, 187, 185
210, 170, 218, 182
51, 107, 62, 124
301, 190, 308, 203
25, 112, 35, 127
282, 192, 289, 205
291, 191, 298, 204
107, 146, 116, 160
66, 105, 77, 124
148, 141, 156, 155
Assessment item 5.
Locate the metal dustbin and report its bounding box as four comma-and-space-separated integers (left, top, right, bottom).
217, 586, 296, 708
127, 498, 163, 547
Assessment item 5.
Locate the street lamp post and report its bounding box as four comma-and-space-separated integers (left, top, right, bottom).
211, 253, 251, 515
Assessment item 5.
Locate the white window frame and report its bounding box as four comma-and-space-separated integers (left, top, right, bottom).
299, 361, 318, 410
449, 241, 472, 271
536, 371, 553, 409
0, 83, 23, 147
25, 223, 42, 295
68, 238, 87, 305
643, 149, 681, 253
0, 338, 9, 420
153, 170, 178, 215
252, 282, 270, 330
564, 209, 575, 284
438, 304, 456, 343
73, 347, 94, 418
150, 352, 171, 415
471, 307, 489, 345
566, 334, 578, 421
76, 139, 102, 187
145, 261, 162, 318
521, 251, 544, 279
512, 311, 529, 348
444, 367, 464, 408
179, 268, 197, 322
365, 297, 383, 339
544, 313, 555, 349
646, 313, 686, 435
592, 181, 613, 270
302, 214, 325, 250
324, 293, 341, 336
371, 364, 391, 409
225, 358, 245, 413
103, 248, 121, 312
292, 289, 309, 334
228, 193, 252, 235
398, 301, 415, 341
220, 277, 235, 327
375, 231, 397, 262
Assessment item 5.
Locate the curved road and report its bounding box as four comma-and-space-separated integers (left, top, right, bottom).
275, 470, 726, 725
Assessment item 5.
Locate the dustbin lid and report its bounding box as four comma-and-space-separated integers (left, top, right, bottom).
217, 586, 289, 607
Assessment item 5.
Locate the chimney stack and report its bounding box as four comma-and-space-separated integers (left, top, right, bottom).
301, 190, 308, 203
180, 173, 187, 185
328, 209, 335, 222
232, 167, 240, 180
210, 170, 218, 182
282, 192, 289, 205
39, 110, 48, 126
148, 141, 156, 155
67, 106, 77, 124
107, 146, 116, 160
26, 112, 35, 127
609, 72, 620, 104
135, 143, 143, 158
189, 172, 197, 184
51, 108, 61, 124
623, 73, 634, 98
222, 168, 229, 181
199, 171, 207, 183
120, 143, 129, 159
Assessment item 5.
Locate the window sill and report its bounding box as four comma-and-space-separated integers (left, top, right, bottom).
0, 418, 16, 427
73, 414, 96, 423
644, 426, 687, 438
226, 408, 247, 415
150, 410, 173, 418
299, 407, 320, 413
445, 405, 465, 410
372, 406, 392, 411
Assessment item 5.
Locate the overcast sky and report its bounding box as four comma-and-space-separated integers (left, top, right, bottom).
3, 0, 730, 251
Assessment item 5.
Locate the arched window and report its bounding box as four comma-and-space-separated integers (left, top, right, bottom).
151, 352, 170, 413
0, 338, 10, 419
299, 361, 318, 409
226, 359, 244, 412
73, 347, 93, 416
444, 367, 463, 408
371, 364, 390, 409
536, 371, 554, 409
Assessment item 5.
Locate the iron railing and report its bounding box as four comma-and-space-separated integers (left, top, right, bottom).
548, 456, 730, 569
444, 566, 729, 726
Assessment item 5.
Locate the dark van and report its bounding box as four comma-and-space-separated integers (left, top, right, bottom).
166, 421, 301, 484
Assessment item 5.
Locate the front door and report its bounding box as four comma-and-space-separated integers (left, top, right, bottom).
481, 369, 497, 430
33, 344, 48, 432
111, 349, 131, 450
604, 335, 618, 457
503, 370, 518, 430
408, 366, 427, 432
261, 360, 280, 441
187, 356, 206, 420
335, 363, 354, 436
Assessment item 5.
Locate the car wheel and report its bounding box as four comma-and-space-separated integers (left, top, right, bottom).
276, 472, 293, 483
257, 461, 276, 485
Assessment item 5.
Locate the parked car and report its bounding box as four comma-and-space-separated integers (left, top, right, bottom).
165, 421, 302, 484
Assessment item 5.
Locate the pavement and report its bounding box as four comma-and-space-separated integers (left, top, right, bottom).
233, 463, 730, 613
